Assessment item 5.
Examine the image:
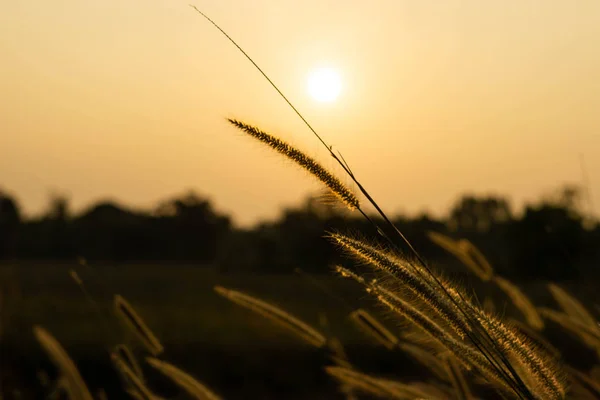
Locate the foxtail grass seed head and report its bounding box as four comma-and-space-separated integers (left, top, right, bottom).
228, 119, 359, 210
333, 265, 367, 285
509, 319, 561, 359
473, 308, 567, 399
111, 353, 154, 400
374, 288, 516, 395
330, 233, 470, 339
214, 285, 326, 348
33, 326, 94, 400
349, 309, 398, 349
113, 344, 144, 383
114, 295, 164, 356
147, 357, 222, 400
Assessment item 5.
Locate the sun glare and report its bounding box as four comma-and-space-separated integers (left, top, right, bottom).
307, 67, 342, 103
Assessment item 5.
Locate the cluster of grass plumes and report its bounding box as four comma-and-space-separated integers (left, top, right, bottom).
31, 286, 222, 400
426, 231, 600, 397
223, 105, 576, 398
182, 9, 580, 397
222, 113, 570, 398
332, 241, 566, 399
223, 109, 573, 398
428, 231, 544, 331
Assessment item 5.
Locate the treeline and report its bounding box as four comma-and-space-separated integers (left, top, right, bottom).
0, 187, 598, 281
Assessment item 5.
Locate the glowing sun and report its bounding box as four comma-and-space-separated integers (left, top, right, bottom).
307, 67, 342, 103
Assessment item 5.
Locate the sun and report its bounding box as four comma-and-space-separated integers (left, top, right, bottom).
307, 67, 342, 103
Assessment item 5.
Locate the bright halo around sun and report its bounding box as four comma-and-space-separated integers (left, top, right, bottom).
307, 67, 342, 103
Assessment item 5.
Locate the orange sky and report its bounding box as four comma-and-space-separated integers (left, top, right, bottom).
2, 1, 599, 227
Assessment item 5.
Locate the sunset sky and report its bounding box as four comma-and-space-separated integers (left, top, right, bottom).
2, 1, 599, 227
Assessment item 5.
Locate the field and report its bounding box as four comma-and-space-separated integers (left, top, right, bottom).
2, 262, 599, 399
1, 262, 422, 399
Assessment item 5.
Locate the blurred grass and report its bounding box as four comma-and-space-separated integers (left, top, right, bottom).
1, 263, 376, 348
0, 263, 384, 398
2, 262, 598, 353
1, 262, 599, 399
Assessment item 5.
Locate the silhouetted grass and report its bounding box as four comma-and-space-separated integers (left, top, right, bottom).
1, 5, 599, 399
2, 262, 600, 398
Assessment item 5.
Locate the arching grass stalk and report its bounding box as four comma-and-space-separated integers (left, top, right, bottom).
190, 6, 547, 398
214, 285, 327, 348
111, 352, 155, 400
114, 295, 164, 356
349, 308, 399, 350
113, 344, 145, 383
146, 357, 222, 400
33, 326, 94, 400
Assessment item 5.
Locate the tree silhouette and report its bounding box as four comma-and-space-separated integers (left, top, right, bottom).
448, 195, 512, 233
154, 191, 231, 263
73, 200, 143, 260
507, 187, 587, 280
1, 185, 598, 281
0, 191, 21, 259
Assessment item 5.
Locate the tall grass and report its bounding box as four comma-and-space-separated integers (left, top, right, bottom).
33, 326, 94, 400
114, 295, 164, 356
7, 6, 600, 400
214, 285, 327, 348
191, 7, 572, 399
222, 104, 567, 399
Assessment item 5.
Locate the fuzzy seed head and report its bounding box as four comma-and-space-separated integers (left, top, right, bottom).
228, 119, 359, 210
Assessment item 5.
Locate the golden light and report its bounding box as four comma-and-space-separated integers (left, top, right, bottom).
307, 67, 342, 103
